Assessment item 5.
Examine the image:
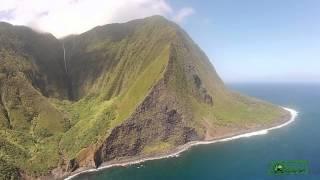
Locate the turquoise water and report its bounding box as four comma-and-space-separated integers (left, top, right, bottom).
75, 83, 320, 180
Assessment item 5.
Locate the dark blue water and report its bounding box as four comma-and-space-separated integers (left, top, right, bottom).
76, 83, 320, 180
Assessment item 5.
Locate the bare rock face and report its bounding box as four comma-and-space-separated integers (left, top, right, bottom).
191, 74, 213, 106
95, 76, 200, 166
204, 94, 213, 105
67, 159, 79, 172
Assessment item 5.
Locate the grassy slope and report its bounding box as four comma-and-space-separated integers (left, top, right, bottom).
0, 51, 65, 176
0, 24, 68, 177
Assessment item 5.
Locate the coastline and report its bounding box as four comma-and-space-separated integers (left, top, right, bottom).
65, 107, 298, 180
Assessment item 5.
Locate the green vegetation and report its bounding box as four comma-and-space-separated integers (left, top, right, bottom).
143, 142, 173, 154
0, 159, 20, 180
0, 16, 288, 179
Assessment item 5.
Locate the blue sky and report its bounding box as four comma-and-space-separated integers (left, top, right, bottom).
0, 0, 319, 83
170, 0, 320, 83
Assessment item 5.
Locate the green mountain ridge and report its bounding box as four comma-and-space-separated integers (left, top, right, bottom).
0, 16, 289, 179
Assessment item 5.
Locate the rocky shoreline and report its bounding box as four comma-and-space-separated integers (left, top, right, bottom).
63, 107, 297, 180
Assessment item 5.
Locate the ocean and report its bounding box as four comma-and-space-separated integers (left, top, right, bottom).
74, 83, 320, 180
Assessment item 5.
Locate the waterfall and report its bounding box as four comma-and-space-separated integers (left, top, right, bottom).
62, 42, 74, 100
63, 43, 68, 73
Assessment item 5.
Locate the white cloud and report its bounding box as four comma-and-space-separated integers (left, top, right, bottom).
172, 7, 195, 24
0, 0, 195, 38
1, 0, 175, 37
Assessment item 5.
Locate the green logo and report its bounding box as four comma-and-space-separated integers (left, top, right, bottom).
269, 160, 308, 175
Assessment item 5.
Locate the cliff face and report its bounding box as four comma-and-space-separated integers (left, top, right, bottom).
0, 16, 288, 179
